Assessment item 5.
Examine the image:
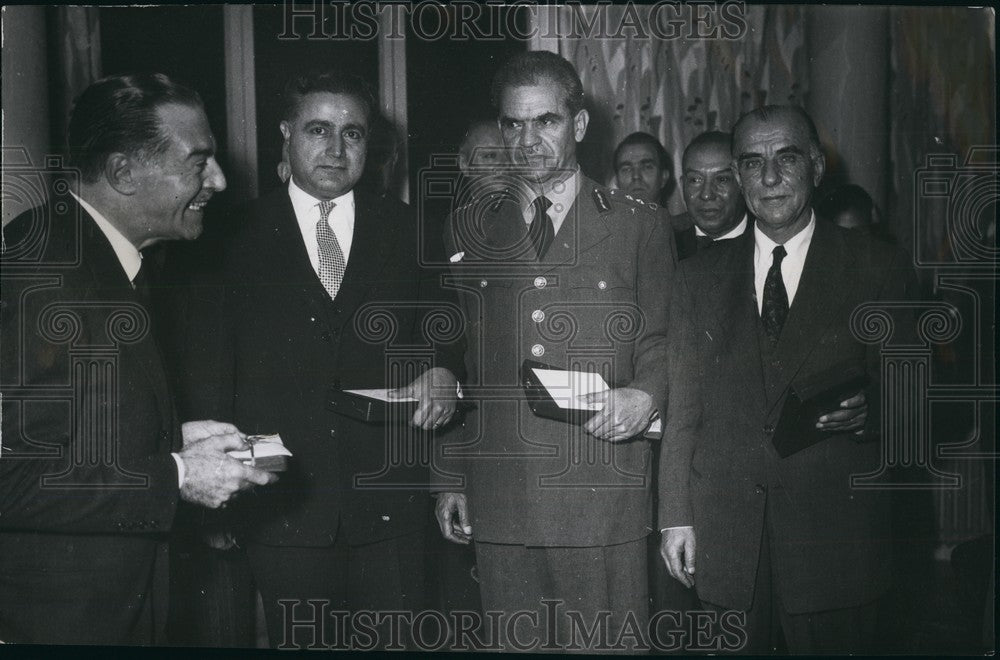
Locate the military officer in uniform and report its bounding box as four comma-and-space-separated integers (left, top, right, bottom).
435, 51, 676, 652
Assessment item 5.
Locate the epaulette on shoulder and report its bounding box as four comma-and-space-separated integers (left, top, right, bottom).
453, 188, 513, 215
603, 187, 659, 218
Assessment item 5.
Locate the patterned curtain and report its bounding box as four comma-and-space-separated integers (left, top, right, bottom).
554, 5, 808, 214
48, 6, 102, 151
888, 7, 996, 260
888, 7, 996, 548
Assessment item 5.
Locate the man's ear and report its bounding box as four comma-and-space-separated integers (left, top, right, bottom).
104, 153, 137, 195
573, 109, 590, 142
811, 151, 826, 187
280, 121, 291, 142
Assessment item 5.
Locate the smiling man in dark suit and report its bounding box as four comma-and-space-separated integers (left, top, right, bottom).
173, 70, 463, 649
659, 105, 913, 654
0, 73, 276, 644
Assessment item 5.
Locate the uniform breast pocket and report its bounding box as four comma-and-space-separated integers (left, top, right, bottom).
536, 274, 642, 353
563, 272, 634, 301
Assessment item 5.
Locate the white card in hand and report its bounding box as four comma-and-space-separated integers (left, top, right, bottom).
227, 434, 292, 462
530, 368, 610, 410
343, 389, 418, 403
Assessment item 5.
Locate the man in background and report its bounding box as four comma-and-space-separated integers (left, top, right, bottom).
613, 131, 675, 209
673, 131, 749, 259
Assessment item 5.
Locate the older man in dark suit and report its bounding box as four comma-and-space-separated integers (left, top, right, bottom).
0, 73, 275, 644
437, 51, 675, 652
659, 105, 913, 654
172, 70, 464, 649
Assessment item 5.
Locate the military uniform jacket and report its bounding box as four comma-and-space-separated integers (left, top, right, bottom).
442, 177, 676, 547
659, 219, 916, 613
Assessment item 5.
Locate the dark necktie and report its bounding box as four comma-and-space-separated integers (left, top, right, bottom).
316, 199, 346, 299
529, 196, 553, 260
132, 261, 152, 308
695, 234, 714, 251
761, 244, 788, 342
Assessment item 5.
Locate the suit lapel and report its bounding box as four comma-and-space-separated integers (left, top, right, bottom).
262, 191, 336, 325
329, 191, 396, 322
766, 219, 852, 402
542, 178, 612, 270
77, 209, 173, 433
709, 231, 767, 412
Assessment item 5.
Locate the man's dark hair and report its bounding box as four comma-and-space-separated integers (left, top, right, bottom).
281, 69, 376, 124
490, 50, 585, 116
733, 104, 822, 154
67, 73, 204, 183
614, 132, 671, 172
682, 131, 732, 167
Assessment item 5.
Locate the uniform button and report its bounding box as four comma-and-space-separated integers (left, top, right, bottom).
479, 279, 488, 288
754, 484, 767, 495
381, 515, 391, 522
531, 344, 545, 357
763, 424, 774, 434
531, 310, 545, 323
597, 280, 607, 290
534, 276, 547, 289
329, 429, 337, 438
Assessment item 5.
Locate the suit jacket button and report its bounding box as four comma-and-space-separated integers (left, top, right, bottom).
531, 344, 545, 357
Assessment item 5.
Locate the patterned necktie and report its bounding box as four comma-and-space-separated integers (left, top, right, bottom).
316, 200, 346, 300
529, 196, 553, 260
761, 244, 788, 342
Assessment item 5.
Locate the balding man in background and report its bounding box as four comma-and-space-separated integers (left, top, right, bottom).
673, 131, 749, 260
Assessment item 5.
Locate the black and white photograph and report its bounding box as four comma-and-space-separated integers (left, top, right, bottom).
1, 1, 996, 654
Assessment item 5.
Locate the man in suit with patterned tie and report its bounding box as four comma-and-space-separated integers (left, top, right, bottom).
172, 70, 464, 649
436, 51, 675, 651
0, 73, 275, 644
672, 131, 750, 260
659, 105, 913, 653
